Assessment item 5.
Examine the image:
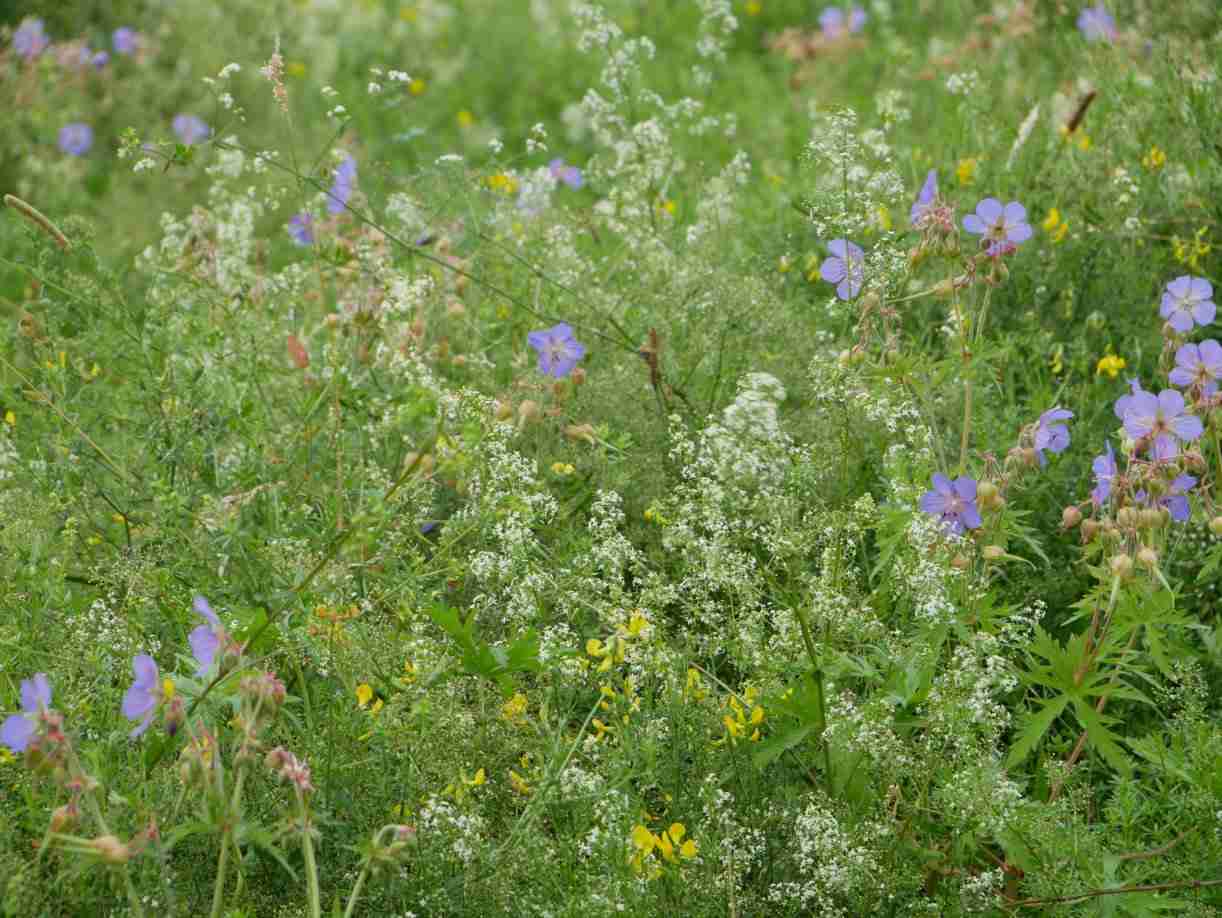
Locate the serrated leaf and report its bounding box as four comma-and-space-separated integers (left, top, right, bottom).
1006, 694, 1070, 768
1072, 698, 1132, 776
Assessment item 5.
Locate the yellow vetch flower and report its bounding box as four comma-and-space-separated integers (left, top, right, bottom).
658, 199, 676, 216
1042, 208, 1069, 243
468, 768, 485, 787
631, 824, 655, 854
508, 770, 532, 796
162, 678, 176, 701
356, 683, 373, 708
3, 410, 13, 426
1141, 145, 1166, 170
486, 173, 519, 195
955, 157, 978, 186
1096, 354, 1126, 378
550, 461, 575, 476
1058, 125, 1091, 151
502, 692, 529, 725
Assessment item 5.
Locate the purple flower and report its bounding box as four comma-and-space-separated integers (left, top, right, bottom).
819, 6, 866, 38
1158, 474, 1197, 523
121, 655, 162, 738
1120, 389, 1203, 460
1, 674, 52, 753
910, 169, 938, 226
1168, 340, 1222, 396
1159, 276, 1215, 333
963, 198, 1032, 255
58, 123, 93, 157
527, 323, 586, 378
91, 50, 110, 69
819, 239, 865, 300
1077, 4, 1116, 43
1113, 377, 1147, 421
1034, 407, 1073, 466
189, 595, 223, 678
288, 213, 315, 246
1091, 442, 1117, 505
548, 158, 583, 190
326, 155, 357, 215
112, 27, 139, 55
919, 474, 982, 535
12, 18, 49, 60
172, 114, 210, 145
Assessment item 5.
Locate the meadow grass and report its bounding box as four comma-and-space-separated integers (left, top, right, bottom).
1, 1, 1221, 915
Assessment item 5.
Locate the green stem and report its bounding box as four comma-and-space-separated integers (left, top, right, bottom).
298, 788, 322, 918
210, 767, 247, 918
342, 830, 394, 918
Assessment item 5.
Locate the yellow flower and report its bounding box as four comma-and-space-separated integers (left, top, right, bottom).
955, 157, 978, 186
356, 683, 374, 708
658, 199, 676, 216
468, 767, 485, 787
623, 611, 648, 638
550, 461, 575, 476
162, 678, 176, 701
874, 205, 892, 232
586, 638, 605, 658
631, 824, 656, 854
745, 0, 762, 14
486, 173, 519, 195
1060, 126, 1090, 151
1042, 208, 1069, 243
502, 692, 529, 724
3, 410, 13, 426
409, 78, 426, 96
1142, 145, 1166, 170
508, 770, 532, 796
1172, 227, 1212, 271
778, 255, 792, 274
1096, 354, 1126, 378
456, 109, 474, 129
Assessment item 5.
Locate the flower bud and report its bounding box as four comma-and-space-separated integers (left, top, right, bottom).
1116, 507, 1137, 529
552, 380, 566, 399
977, 480, 999, 504
1136, 546, 1159, 569
451, 354, 467, 368
494, 400, 514, 421
564, 423, 597, 445
1211, 516, 1222, 537
981, 545, 1005, 561
1061, 506, 1082, 528
1109, 553, 1134, 579
1081, 518, 1099, 542
950, 554, 970, 570
517, 400, 540, 425
859, 292, 881, 314
91, 835, 132, 865
446, 299, 466, 319
571, 367, 586, 386
1139, 508, 1163, 529
49, 804, 77, 833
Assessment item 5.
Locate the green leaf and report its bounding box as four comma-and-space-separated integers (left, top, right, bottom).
1071, 698, 1133, 776
1006, 694, 1070, 768
752, 721, 820, 770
